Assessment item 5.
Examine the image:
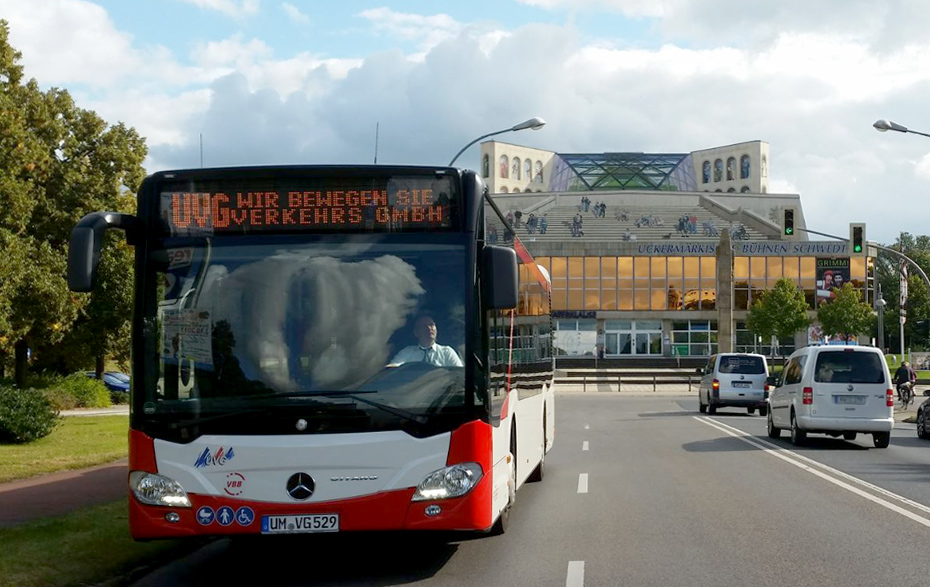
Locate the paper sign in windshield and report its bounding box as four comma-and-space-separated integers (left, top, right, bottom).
162, 309, 213, 366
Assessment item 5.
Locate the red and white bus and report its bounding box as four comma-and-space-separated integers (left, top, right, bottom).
68, 165, 554, 540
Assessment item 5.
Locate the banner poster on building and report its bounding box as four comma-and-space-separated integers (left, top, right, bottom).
816, 257, 850, 304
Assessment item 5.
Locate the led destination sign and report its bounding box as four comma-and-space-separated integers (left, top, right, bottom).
160, 175, 458, 235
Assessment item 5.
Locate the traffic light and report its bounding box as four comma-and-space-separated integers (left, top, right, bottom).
850, 223, 866, 255
783, 208, 794, 237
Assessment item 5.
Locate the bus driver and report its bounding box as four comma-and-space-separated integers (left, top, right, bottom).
389, 314, 463, 367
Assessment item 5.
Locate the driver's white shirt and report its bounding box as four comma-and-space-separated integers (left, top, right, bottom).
390, 343, 463, 367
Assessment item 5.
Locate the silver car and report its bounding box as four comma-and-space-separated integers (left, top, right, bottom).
698, 353, 770, 416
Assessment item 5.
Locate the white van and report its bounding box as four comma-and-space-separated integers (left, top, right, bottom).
767, 345, 894, 448
698, 353, 770, 416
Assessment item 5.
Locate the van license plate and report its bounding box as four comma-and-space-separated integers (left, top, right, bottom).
732, 382, 751, 388
261, 514, 340, 534
834, 395, 866, 405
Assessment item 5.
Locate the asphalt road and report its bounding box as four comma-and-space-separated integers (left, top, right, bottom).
131, 395, 930, 587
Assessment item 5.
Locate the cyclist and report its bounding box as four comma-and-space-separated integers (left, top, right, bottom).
893, 360, 917, 407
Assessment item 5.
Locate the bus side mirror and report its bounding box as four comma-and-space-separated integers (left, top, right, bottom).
68, 212, 139, 292
483, 245, 518, 309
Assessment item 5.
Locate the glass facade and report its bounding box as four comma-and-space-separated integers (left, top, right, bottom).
536, 256, 718, 311
532, 254, 869, 357
548, 153, 698, 192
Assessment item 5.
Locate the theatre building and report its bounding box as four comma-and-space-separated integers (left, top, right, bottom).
481, 140, 873, 360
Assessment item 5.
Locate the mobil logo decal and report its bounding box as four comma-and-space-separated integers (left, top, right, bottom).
193, 446, 236, 469
224, 472, 245, 496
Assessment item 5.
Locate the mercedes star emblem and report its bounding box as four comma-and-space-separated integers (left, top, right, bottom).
295, 418, 308, 431
286, 472, 315, 500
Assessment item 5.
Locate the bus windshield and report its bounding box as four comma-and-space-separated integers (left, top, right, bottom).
145, 235, 468, 435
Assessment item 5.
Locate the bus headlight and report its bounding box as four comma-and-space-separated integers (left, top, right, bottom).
129, 471, 192, 507
411, 463, 483, 502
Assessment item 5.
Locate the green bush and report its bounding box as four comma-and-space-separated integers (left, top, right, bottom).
48, 374, 111, 409
0, 385, 60, 443
110, 389, 130, 405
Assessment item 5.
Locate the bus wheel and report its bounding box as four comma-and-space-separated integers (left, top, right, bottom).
528, 414, 546, 483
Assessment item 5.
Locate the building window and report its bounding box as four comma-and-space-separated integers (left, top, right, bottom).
714, 159, 723, 182
702, 161, 711, 183
740, 186, 750, 193
512, 157, 521, 180
761, 156, 768, 178
726, 157, 736, 180
740, 155, 750, 179
553, 319, 597, 356
671, 321, 718, 357
535, 161, 544, 184
482, 154, 490, 178
524, 159, 531, 182
499, 155, 509, 179
727, 187, 736, 192
605, 320, 662, 356
500, 186, 508, 193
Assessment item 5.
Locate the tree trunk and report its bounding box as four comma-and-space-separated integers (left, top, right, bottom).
14, 339, 28, 388
95, 354, 105, 378
0, 350, 5, 378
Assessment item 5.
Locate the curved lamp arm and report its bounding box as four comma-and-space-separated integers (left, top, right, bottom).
448, 117, 546, 166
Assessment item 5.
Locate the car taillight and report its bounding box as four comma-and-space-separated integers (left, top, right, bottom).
802, 387, 813, 405
887, 388, 894, 407
764, 383, 770, 392
712, 379, 719, 391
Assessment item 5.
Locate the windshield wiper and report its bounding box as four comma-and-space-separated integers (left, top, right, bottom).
166, 407, 273, 429
313, 391, 428, 425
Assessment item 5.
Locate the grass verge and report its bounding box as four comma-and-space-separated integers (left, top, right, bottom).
0, 415, 128, 483
0, 499, 201, 587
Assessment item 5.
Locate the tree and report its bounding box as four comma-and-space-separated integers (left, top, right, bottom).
817, 283, 875, 343
746, 278, 812, 358
876, 232, 930, 351
0, 21, 146, 386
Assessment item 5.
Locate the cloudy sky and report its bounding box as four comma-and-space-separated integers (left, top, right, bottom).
2, 0, 929, 243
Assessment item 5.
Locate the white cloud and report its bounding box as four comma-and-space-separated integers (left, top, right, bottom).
282, 3, 310, 25
357, 7, 465, 57
177, 0, 259, 19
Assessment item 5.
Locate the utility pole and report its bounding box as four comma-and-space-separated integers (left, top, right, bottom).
373, 122, 379, 164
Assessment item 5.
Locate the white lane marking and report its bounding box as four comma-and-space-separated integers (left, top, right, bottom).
705, 416, 930, 518
584, 424, 590, 430
582, 441, 589, 451
695, 416, 930, 528
566, 561, 585, 587
577, 473, 588, 494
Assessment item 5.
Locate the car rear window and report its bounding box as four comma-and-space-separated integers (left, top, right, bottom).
814, 351, 886, 384
717, 356, 766, 374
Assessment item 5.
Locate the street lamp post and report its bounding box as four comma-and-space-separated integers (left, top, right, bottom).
875, 284, 886, 351
873, 119, 930, 139
448, 117, 546, 167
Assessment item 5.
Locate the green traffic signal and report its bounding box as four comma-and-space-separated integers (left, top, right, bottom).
784, 209, 794, 236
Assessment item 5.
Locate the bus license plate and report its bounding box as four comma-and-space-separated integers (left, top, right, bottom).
261, 514, 340, 534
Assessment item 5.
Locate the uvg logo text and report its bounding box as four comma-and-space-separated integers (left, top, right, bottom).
194, 446, 236, 469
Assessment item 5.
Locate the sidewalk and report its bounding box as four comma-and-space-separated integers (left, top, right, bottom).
61, 405, 129, 417
0, 460, 127, 528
